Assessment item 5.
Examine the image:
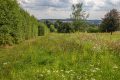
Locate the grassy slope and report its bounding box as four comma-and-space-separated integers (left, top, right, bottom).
0, 33, 120, 80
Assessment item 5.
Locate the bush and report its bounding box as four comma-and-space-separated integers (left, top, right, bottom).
38, 22, 49, 36
56, 23, 75, 33
50, 25, 57, 32
87, 27, 99, 33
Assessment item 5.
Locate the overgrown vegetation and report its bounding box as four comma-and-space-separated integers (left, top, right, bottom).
0, 0, 39, 46
0, 33, 120, 80
38, 22, 50, 36
0, 1, 120, 80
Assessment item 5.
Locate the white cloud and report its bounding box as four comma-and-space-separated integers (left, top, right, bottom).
18, 0, 120, 19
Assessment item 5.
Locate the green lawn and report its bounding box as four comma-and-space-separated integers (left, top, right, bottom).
0, 33, 120, 80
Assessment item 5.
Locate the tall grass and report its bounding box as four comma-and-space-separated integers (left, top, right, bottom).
0, 32, 120, 80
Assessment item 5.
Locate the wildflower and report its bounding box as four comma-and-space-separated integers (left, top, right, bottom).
47, 70, 51, 74
55, 70, 58, 73
53, 71, 56, 73
95, 68, 100, 71
61, 70, 64, 72
70, 70, 73, 72
91, 69, 97, 73
91, 78, 96, 80
77, 76, 81, 80
36, 70, 39, 73
113, 65, 118, 69
83, 70, 87, 72
65, 71, 70, 74
40, 74, 43, 77
90, 64, 94, 67
62, 75, 65, 78
98, 75, 101, 77
3, 62, 8, 65
3, 62, 9, 65
70, 74, 74, 76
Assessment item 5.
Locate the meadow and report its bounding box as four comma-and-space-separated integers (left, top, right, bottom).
0, 32, 120, 80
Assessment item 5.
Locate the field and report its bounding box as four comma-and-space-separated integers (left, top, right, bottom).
0, 32, 120, 80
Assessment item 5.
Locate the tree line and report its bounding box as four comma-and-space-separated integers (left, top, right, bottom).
43, 3, 120, 34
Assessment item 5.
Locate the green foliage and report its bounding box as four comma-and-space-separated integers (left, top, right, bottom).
72, 20, 84, 31
0, 0, 39, 46
71, 3, 87, 20
100, 9, 120, 33
0, 33, 120, 80
70, 2, 89, 32
44, 20, 53, 28
87, 26, 99, 33
54, 21, 74, 33
0, 25, 13, 45
50, 25, 57, 32
38, 22, 49, 36
60, 23, 74, 33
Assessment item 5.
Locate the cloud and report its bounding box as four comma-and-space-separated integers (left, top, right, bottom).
18, 0, 120, 19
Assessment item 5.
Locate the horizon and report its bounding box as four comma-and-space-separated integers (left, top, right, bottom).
39, 18, 102, 20
18, 0, 120, 20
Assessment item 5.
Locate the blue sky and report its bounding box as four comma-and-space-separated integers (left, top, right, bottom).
18, 0, 120, 20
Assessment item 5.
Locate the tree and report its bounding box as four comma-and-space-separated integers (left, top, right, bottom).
57, 23, 74, 33
100, 9, 120, 35
71, 3, 89, 31
71, 3, 84, 20
44, 20, 53, 28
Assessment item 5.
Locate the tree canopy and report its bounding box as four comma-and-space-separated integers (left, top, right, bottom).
100, 9, 120, 34
71, 3, 89, 32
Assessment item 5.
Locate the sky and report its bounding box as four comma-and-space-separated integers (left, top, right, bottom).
18, 0, 120, 20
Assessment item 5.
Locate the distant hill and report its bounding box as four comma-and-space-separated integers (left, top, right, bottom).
39, 19, 102, 25
87, 20, 102, 25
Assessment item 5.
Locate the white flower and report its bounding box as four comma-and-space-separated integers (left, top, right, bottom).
113, 65, 118, 69
70, 70, 73, 72
65, 71, 70, 74
55, 70, 58, 73
47, 70, 51, 74
62, 75, 65, 78
3, 62, 9, 65
90, 64, 94, 67
36, 70, 39, 73
40, 74, 43, 77
91, 78, 96, 80
95, 68, 100, 71
91, 69, 97, 73
61, 70, 64, 72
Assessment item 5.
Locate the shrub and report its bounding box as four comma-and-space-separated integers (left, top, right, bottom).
50, 25, 57, 32
38, 22, 49, 36
57, 23, 75, 33
87, 27, 99, 33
